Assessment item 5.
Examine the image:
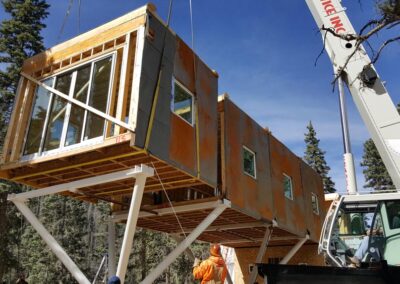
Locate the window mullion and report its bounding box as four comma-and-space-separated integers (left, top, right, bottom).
81, 62, 95, 142
38, 78, 56, 155
60, 71, 77, 148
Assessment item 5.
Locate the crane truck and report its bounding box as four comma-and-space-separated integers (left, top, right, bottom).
257, 0, 400, 283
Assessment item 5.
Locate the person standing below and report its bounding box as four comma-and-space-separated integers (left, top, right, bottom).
193, 243, 228, 284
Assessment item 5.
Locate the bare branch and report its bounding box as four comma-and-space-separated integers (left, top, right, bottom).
315, 30, 328, 67
371, 35, 400, 63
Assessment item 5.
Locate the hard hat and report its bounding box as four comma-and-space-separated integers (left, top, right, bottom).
210, 243, 221, 256
108, 276, 121, 284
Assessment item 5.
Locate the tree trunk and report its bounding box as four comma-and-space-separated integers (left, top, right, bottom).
0, 188, 9, 281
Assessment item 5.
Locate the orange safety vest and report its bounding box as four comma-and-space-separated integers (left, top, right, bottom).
193, 256, 227, 284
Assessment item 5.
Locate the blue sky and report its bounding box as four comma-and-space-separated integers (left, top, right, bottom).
1, 0, 399, 193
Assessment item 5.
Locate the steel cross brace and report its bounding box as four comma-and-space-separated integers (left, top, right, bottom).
8, 164, 154, 284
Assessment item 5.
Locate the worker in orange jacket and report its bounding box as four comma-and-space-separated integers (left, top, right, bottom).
193, 243, 228, 284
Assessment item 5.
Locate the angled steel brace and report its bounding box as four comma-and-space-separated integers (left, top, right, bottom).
8, 164, 154, 284
12, 200, 91, 284
140, 202, 228, 284
249, 225, 273, 284
279, 234, 310, 264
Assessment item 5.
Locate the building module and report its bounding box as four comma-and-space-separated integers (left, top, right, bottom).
1, 4, 326, 283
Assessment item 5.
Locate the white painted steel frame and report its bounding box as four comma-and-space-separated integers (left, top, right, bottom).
116, 171, 150, 283
248, 225, 273, 284
8, 164, 154, 284
140, 203, 228, 284
13, 200, 91, 284
279, 234, 310, 264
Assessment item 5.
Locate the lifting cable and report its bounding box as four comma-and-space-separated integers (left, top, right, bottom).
151, 162, 187, 238
58, 0, 74, 41
189, 0, 201, 179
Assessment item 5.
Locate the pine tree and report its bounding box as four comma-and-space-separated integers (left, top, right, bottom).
0, 1, 49, 280
0, 0, 49, 148
304, 121, 336, 193
361, 103, 399, 191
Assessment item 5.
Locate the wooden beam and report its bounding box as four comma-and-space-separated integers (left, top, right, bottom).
1, 78, 26, 164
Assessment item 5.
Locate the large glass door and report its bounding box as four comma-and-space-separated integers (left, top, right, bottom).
23, 54, 114, 158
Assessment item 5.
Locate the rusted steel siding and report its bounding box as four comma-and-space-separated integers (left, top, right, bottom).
269, 136, 307, 236
220, 98, 274, 220
134, 14, 218, 186
220, 97, 325, 241
300, 160, 325, 241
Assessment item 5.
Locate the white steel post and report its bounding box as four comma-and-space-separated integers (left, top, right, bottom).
338, 76, 357, 195
108, 220, 117, 277
140, 204, 227, 284
116, 169, 153, 284
279, 234, 310, 264
249, 225, 272, 284
12, 200, 91, 284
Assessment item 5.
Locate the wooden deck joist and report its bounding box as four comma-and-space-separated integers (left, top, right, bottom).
111, 198, 312, 248
0, 133, 214, 203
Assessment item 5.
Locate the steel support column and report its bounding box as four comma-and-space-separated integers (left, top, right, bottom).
116, 167, 154, 284
140, 204, 227, 284
249, 225, 272, 284
108, 220, 117, 277
279, 234, 310, 264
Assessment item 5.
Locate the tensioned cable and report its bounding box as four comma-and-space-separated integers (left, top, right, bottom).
77, 0, 81, 34
151, 162, 187, 238
58, 0, 74, 41
166, 0, 174, 27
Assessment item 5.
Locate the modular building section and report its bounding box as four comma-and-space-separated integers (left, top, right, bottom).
218, 96, 325, 242
0, 4, 218, 203
0, 3, 326, 250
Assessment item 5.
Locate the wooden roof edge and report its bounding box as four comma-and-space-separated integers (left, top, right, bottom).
23, 3, 154, 67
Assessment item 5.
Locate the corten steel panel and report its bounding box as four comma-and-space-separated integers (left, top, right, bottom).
134, 13, 218, 186
171, 38, 218, 185
221, 98, 274, 220
300, 160, 325, 242
269, 136, 307, 236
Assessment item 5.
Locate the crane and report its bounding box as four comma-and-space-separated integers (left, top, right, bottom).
305, 0, 400, 268
257, 1, 400, 282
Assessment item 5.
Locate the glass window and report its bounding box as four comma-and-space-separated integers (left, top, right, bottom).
65, 64, 91, 146
283, 174, 293, 200
43, 73, 71, 151
84, 56, 112, 140
386, 201, 400, 230
24, 78, 54, 155
171, 80, 194, 125
243, 146, 256, 178
23, 54, 114, 157
311, 193, 319, 215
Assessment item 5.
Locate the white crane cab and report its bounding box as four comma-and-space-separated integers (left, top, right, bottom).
320, 192, 400, 267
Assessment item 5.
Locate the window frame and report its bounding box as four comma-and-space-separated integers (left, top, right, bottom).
242, 145, 257, 179
171, 78, 195, 126
283, 173, 293, 200
311, 192, 319, 215
22, 52, 117, 161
